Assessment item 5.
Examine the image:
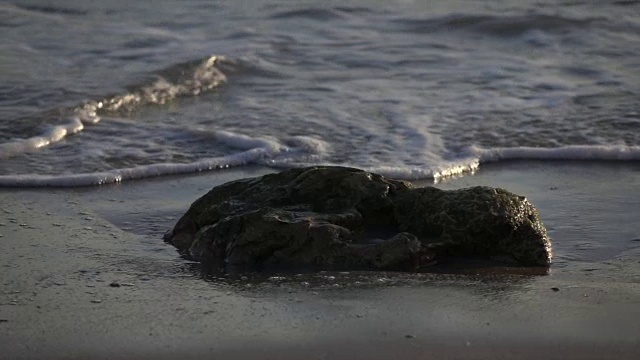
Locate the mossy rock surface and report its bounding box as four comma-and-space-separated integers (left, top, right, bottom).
165, 166, 552, 271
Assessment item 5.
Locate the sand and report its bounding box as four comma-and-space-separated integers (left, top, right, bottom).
1, 162, 639, 359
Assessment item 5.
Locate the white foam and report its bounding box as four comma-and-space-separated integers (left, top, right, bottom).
467, 144, 640, 162
0, 149, 262, 187
2, 142, 638, 187
283, 136, 330, 155
214, 130, 284, 152
0, 56, 227, 160
266, 144, 640, 183
0, 116, 84, 159
259, 158, 479, 182
0, 130, 329, 187
350, 159, 480, 181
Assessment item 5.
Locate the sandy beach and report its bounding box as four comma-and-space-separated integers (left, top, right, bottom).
1, 162, 639, 359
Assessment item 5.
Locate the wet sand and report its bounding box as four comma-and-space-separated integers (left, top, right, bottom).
1, 162, 639, 359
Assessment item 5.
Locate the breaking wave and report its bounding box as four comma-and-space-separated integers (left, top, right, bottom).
0, 56, 229, 160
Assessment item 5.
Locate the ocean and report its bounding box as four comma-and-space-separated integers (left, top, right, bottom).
1, 0, 638, 187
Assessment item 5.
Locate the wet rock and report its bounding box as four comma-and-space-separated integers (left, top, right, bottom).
164, 166, 552, 271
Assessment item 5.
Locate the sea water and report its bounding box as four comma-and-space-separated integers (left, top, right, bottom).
1, 0, 638, 187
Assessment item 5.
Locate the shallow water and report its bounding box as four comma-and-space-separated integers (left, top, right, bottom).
1, 0, 638, 186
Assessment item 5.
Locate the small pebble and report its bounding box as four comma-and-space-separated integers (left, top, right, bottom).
109, 282, 121, 288
551, 287, 560, 292
405, 334, 415, 339
91, 299, 102, 304
0, 319, 8, 323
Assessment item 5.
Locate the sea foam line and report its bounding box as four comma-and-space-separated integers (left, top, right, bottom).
0, 150, 262, 187
0, 56, 228, 160
274, 144, 640, 182
467, 144, 640, 162
0, 131, 329, 187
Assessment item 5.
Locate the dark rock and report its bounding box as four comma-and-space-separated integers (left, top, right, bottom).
164, 166, 552, 271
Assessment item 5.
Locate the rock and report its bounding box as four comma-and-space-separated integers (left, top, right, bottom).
164, 166, 552, 271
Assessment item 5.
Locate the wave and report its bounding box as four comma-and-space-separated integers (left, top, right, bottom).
350, 145, 640, 182
269, 8, 346, 21
3, 142, 638, 187
267, 6, 375, 21
0, 55, 230, 160
0, 130, 329, 187
467, 144, 640, 163
15, 4, 88, 17
392, 13, 595, 37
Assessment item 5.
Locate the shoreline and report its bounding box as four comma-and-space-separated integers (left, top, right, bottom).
1, 161, 639, 359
